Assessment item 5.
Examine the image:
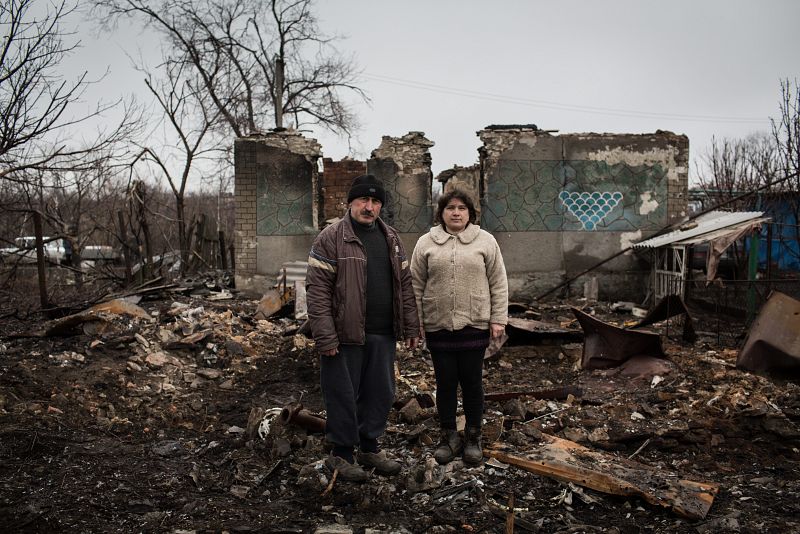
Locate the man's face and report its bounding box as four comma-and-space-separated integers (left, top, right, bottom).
349, 196, 382, 224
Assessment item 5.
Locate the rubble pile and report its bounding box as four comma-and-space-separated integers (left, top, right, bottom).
0, 291, 799, 532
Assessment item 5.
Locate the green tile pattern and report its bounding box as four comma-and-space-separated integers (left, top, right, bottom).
256, 168, 314, 235
383, 179, 432, 233
482, 160, 667, 231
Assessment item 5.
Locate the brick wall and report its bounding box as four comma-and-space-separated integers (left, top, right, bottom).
666, 136, 690, 223
321, 158, 367, 222
234, 138, 258, 275
234, 132, 321, 293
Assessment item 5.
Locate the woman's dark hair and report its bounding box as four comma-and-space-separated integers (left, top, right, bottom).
435, 189, 478, 226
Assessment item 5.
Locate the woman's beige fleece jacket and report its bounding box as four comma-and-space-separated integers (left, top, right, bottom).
410, 223, 508, 332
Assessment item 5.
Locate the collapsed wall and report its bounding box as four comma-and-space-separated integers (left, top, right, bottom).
233, 130, 434, 295
234, 131, 322, 293
368, 131, 435, 251
477, 126, 688, 300
233, 127, 688, 302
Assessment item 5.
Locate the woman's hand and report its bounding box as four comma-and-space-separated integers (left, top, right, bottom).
490, 323, 506, 339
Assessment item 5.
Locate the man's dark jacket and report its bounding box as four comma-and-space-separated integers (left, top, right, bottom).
306, 215, 419, 352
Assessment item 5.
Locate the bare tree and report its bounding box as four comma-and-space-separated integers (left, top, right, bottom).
769, 78, 800, 269
199, 145, 234, 258
695, 79, 800, 274
40, 160, 128, 288
772, 79, 800, 188
92, 0, 367, 138
0, 0, 139, 181
698, 133, 779, 208
1, 0, 139, 292
693, 133, 780, 276
126, 59, 224, 271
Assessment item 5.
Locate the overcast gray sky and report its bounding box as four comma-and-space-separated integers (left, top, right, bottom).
310, 0, 799, 181
75, 0, 799, 183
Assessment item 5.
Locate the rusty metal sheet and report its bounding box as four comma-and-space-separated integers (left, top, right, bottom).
737, 291, 800, 372
508, 316, 572, 334
633, 294, 696, 342
504, 316, 583, 345
483, 332, 508, 360
572, 308, 665, 370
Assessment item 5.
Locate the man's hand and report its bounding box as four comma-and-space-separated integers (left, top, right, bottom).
319, 347, 338, 356
490, 323, 506, 339
405, 337, 419, 350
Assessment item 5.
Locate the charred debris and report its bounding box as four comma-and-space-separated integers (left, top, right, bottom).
1, 272, 799, 532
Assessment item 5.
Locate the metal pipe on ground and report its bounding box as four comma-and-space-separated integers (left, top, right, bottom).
279, 404, 326, 433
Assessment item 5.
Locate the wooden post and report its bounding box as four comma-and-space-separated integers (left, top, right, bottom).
229, 243, 235, 272
141, 217, 153, 281
32, 211, 49, 309
184, 217, 197, 273
747, 230, 759, 323
133, 181, 154, 281
218, 230, 227, 270
117, 210, 132, 285
766, 223, 773, 294
275, 56, 284, 129
192, 214, 206, 272
505, 493, 515, 533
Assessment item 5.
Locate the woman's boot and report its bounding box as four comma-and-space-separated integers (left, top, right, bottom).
463, 427, 483, 465
433, 429, 463, 465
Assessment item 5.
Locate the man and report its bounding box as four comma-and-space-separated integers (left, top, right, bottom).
306, 174, 419, 482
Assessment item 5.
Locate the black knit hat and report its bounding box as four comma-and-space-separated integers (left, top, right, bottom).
347, 174, 386, 204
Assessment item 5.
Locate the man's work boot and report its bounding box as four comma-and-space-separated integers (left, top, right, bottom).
324, 454, 368, 482
433, 429, 463, 465
463, 427, 483, 466
356, 450, 402, 476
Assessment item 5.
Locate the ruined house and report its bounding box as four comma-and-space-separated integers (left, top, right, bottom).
233, 126, 688, 302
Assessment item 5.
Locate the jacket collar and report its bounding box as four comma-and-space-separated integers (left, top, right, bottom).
430, 223, 480, 245
342, 212, 388, 241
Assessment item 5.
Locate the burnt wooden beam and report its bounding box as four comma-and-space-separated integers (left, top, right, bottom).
485, 434, 718, 520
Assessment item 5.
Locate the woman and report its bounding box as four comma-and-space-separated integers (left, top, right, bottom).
411, 189, 508, 465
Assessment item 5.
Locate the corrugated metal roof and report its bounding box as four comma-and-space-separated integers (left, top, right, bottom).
632, 211, 768, 249
275, 260, 308, 287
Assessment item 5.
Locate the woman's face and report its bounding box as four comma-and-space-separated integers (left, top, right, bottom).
442, 198, 469, 233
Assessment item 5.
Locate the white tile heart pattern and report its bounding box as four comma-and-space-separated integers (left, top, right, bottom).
559, 191, 623, 230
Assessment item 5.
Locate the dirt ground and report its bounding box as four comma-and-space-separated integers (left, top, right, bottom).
0, 287, 799, 533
